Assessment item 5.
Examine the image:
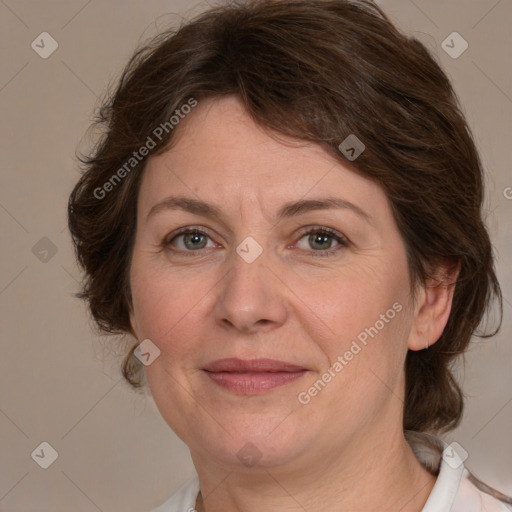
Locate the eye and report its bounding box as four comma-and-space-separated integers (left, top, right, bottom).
165, 228, 216, 252
163, 226, 348, 257
295, 227, 348, 255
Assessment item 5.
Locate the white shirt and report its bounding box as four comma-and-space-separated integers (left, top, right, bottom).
150, 432, 511, 511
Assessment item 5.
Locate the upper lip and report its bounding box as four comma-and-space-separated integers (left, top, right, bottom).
202, 358, 307, 373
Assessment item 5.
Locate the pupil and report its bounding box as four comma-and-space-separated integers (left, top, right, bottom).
186, 232, 205, 249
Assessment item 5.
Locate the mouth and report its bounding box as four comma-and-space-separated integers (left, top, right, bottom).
202, 358, 308, 395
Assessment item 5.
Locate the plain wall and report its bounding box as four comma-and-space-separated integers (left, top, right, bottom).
1, 0, 511, 510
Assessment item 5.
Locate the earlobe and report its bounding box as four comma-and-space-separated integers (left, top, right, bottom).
408, 260, 460, 351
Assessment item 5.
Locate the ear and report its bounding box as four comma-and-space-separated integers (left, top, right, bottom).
408, 259, 460, 351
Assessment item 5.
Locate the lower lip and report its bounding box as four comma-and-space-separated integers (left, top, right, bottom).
203, 370, 307, 394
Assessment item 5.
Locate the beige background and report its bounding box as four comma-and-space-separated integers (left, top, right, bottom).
0, 0, 511, 510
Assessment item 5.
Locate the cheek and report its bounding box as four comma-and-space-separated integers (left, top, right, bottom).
295, 259, 407, 346
294, 258, 412, 396
129, 258, 218, 358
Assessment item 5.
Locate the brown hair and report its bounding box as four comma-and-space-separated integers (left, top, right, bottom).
68, 0, 502, 435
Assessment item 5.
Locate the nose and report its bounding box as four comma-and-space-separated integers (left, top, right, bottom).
212, 247, 288, 334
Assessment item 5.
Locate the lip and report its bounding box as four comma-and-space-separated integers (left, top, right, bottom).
203, 358, 306, 373
202, 358, 308, 395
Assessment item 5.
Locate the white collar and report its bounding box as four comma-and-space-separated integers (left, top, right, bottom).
405, 430, 465, 511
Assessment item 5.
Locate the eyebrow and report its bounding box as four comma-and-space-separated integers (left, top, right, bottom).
146, 195, 372, 224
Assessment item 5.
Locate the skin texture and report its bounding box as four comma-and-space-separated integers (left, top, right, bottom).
129, 96, 458, 511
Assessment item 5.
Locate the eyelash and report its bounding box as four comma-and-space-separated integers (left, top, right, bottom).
162, 225, 349, 257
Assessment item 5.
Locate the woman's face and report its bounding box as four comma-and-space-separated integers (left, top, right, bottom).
129, 96, 423, 471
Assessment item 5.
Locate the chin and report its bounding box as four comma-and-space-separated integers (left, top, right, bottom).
187, 415, 313, 470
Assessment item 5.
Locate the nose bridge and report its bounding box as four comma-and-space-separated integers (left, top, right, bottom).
213, 239, 287, 332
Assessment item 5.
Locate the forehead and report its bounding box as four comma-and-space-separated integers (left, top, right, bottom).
138, 96, 388, 221
148, 96, 338, 179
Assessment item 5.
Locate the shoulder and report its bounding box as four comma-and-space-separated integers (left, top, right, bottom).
452, 470, 511, 512
148, 474, 200, 512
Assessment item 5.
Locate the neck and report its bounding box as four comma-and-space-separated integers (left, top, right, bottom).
192, 427, 436, 512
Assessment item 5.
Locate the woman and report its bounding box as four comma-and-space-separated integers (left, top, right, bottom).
67, 0, 511, 510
